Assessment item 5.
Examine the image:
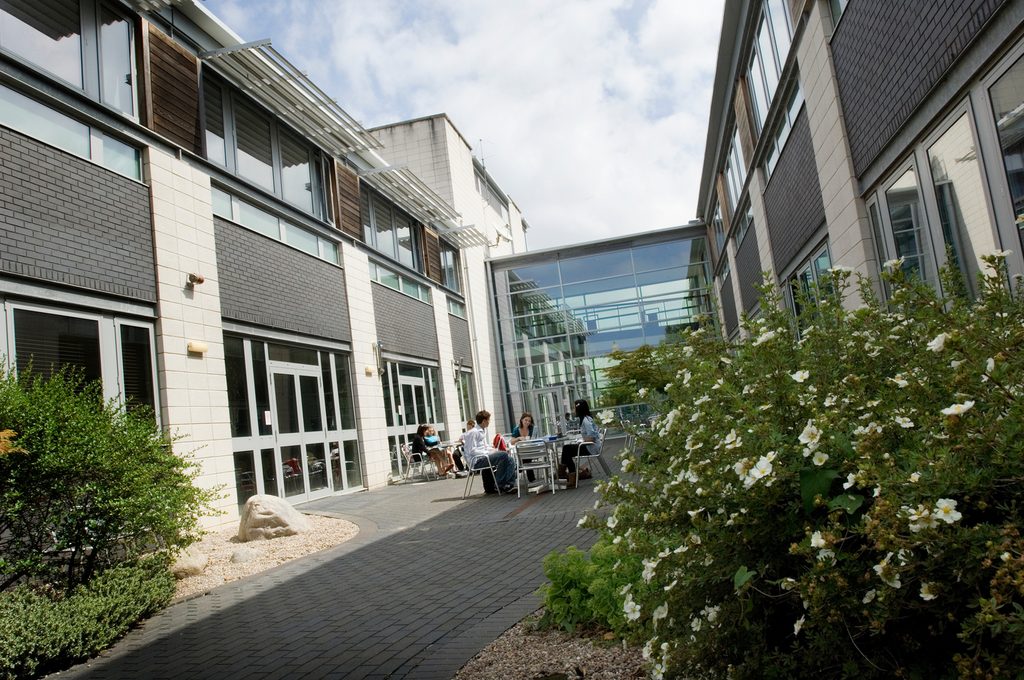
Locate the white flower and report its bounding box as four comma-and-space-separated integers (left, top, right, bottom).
791, 370, 809, 383
690, 617, 702, 632
941, 400, 975, 416
597, 410, 615, 425
793, 615, 805, 635
873, 553, 902, 588
895, 416, 915, 429
703, 604, 720, 623
722, 429, 742, 450
927, 333, 950, 352
607, 514, 618, 529
990, 249, 1012, 257
577, 517, 588, 527
1002, 552, 1012, 562
817, 548, 835, 562
908, 472, 921, 483
919, 582, 938, 601
642, 557, 660, 583
637, 387, 648, 398
986, 357, 996, 373
652, 602, 669, 628
824, 394, 837, 407
621, 458, 631, 473
862, 589, 877, 604
810, 531, 827, 548
890, 375, 909, 388
799, 420, 822, 446
934, 498, 962, 524
843, 472, 858, 490
883, 257, 905, 270
694, 395, 710, 406
623, 593, 641, 621
753, 329, 777, 346
812, 451, 829, 466
742, 454, 775, 489
905, 504, 938, 532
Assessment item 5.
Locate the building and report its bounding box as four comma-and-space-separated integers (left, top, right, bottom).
488, 226, 713, 432
0, 0, 524, 522
699, 0, 1024, 337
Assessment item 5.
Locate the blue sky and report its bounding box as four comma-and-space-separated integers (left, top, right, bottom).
200, 0, 725, 249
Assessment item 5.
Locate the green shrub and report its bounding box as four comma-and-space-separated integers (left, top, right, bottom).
0, 368, 217, 593
0, 555, 174, 679
564, 254, 1024, 678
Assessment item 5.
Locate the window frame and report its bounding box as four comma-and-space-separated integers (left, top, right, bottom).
202, 75, 330, 222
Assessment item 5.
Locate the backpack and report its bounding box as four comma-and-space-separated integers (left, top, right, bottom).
491, 433, 509, 451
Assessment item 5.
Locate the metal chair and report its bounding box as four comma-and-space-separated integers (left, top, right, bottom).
462, 451, 505, 498
572, 427, 612, 488
513, 439, 555, 498
401, 443, 435, 482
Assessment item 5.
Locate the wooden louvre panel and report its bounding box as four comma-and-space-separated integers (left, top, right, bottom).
334, 160, 363, 240
423, 227, 442, 284
147, 25, 201, 155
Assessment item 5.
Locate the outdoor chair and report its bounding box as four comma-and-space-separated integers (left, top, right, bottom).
572, 427, 612, 488
462, 452, 505, 498
401, 443, 435, 482
513, 439, 555, 498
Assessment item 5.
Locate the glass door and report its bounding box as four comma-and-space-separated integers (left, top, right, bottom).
270, 365, 332, 502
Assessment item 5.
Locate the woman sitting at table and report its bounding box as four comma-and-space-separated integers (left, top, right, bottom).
560, 399, 602, 488
508, 412, 535, 444
412, 424, 455, 477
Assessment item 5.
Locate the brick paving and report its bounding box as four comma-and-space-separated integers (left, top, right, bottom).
51, 443, 620, 680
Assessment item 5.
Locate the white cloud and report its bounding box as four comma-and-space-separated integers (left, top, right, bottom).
202, 0, 724, 248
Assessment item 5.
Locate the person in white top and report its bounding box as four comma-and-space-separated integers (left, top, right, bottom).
462, 409, 517, 494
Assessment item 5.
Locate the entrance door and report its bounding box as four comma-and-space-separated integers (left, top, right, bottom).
528, 388, 566, 436
270, 365, 332, 502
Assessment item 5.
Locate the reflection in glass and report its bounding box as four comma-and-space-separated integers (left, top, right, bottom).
260, 448, 278, 496
928, 114, 995, 296
274, 373, 299, 434
335, 356, 355, 429
559, 250, 633, 283
268, 343, 318, 364
344, 440, 362, 489
885, 168, 933, 285
0, 84, 89, 158
234, 451, 256, 505
284, 222, 318, 256
281, 445, 304, 497
395, 213, 416, 269
14, 309, 100, 384
204, 82, 226, 165
508, 262, 561, 290
101, 135, 141, 180
306, 442, 327, 492
280, 130, 312, 212
225, 336, 251, 437
299, 374, 322, 432
99, 7, 133, 116
251, 342, 272, 436
119, 325, 154, 414
0, 0, 83, 88
235, 98, 274, 190
990, 55, 1024, 251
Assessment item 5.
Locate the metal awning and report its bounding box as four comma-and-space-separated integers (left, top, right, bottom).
200, 42, 382, 156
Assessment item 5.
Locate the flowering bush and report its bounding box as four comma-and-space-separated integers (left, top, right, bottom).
569, 255, 1024, 678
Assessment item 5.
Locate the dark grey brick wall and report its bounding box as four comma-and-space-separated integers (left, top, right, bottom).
734, 228, 762, 313
449, 314, 473, 368
215, 218, 350, 341
0, 127, 155, 301
372, 283, 439, 360
763, 109, 826, 273
832, 0, 1007, 176
719, 276, 738, 336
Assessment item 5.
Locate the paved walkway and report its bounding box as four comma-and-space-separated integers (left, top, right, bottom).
53, 444, 618, 679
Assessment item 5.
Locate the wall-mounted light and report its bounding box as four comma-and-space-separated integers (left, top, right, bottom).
187, 340, 208, 355
186, 272, 205, 289
373, 340, 385, 376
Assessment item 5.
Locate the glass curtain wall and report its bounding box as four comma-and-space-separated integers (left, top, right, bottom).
493, 237, 711, 425
379, 361, 446, 476
225, 335, 361, 507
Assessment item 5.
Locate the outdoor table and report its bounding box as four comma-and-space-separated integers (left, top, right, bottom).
513, 436, 579, 494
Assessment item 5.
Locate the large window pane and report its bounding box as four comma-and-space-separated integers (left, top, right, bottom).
371, 194, 397, 259
100, 134, 140, 179
989, 53, 1024, 250
204, 82, 227, 166
237, 200, 280, 239
394, 212, 416, 269
0, 0, 83, 88
98, 7, 133, 116
335, 354, 355, 430
757, 19, 780, 104
767, 0, 791, 67
886, 168, 932, 285
13, 309, 100, 384
559, 250, 633, 283
251, 341, 272, 436
748, 51, 769, 132
284, 222, 318, 256
928, 114, 996, 296
507, 263, 561, 291
225, 336, 251, 438
280, 130, 313, 212
0, 84, 89, 157
235, 99, 274, 190
119, 324, 154, 413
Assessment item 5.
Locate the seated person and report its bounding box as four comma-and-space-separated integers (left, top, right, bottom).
425, 425, 457, 477
451, 419, 475, 476
560, 399, 603, 488
462, 409, 518, 494
412, 424, 454, 477
508, 412, 535, 444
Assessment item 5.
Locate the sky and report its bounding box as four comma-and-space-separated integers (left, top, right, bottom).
200, 0, 725, 250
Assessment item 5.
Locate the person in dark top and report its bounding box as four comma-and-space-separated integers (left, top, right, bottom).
560, 399, 603, 488
412, 424, 454, 477
508, 412, 535, 444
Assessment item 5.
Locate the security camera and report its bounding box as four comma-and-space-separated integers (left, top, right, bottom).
186, 273, 205, 287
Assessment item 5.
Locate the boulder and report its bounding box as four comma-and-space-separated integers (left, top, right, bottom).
237, 494, 311, 542
172, 546, 208, 578
230, 546, 258, 563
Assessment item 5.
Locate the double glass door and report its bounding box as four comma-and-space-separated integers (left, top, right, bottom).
270, 364, 331, 500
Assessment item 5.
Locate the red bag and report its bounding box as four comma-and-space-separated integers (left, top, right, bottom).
492, 433, 509, 451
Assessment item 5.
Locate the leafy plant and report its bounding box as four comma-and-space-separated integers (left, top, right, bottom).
0, 367, 217, 593
562, 254, 1024, 678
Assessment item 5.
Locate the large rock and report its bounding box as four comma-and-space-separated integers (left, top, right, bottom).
237, 494, 311, 542
172, 546, 208, 578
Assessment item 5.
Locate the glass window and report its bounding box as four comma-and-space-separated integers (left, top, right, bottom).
280, 129, 313, 212
447, 297, 466, 317
712, 203, 726, 258
204, 82, 227, 166
560, 250, 633, 283
224, 335, 251, 438
211, 186, 233, 217
268, 343, 319, 365
0, 84, 90, 157
748, 50, 769, 132
319, 238, 339, 264
250, 341, 272, 436
767, 0, 792, 68
237, 199, 280, 239
0, 0, 83, 88
989, 53, 1024, 249
508, 262, 561, 291
119, 324, 153, 413
394, 212, 416, 269
928, 113, 996, 296
284, 222, 318, 256
100, 134, 139, 178
440, 242, 461, 292
334, 354, 355, 430
829, 0, 849, 26
234, 98, 274, 191
632, 240, 687, 272
98, 6, 133, 116
885, 168, 933, 285
757, 19, 780, 104
13, 308, 101, 384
